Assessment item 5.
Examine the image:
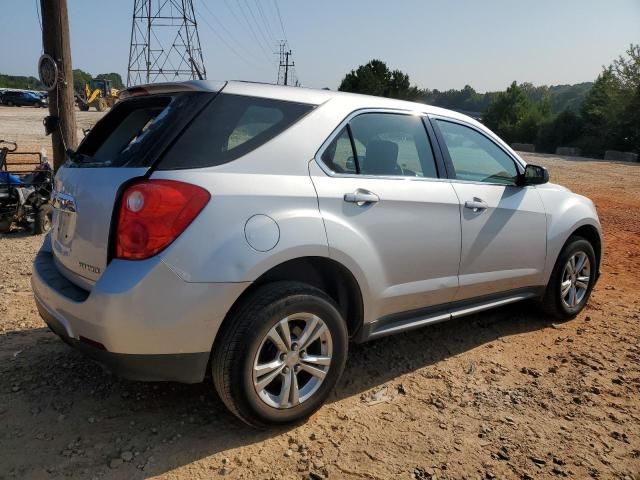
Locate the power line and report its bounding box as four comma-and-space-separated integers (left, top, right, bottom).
194, 4, 269, 72
34, 0, 42, 32
241, 0, 274, 53
254, 0, 277, 45
272, 0, 287, 41
236, 0, 273, 58
198, 0, 271, 66
222, 0, 267, 58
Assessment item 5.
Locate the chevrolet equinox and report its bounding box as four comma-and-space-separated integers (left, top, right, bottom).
32, 81, 602, 426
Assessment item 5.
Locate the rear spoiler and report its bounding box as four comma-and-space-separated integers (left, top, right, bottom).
119, 80, 226, 100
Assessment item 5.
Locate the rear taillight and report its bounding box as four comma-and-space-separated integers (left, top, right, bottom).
115, 179, 210, 260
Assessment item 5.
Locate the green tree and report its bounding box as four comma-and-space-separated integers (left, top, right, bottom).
72, 69, 92, 94
483, 81, 526, 142
580, 44, 640, 155
610, 44, 640, 153
483, 81, 552, 144
536, 109, 583, 153
95, 72, 125, 90
338, 59, 421, 100
0, 74, 44, 90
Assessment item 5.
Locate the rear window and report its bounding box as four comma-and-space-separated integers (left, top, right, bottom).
74, 92, 211, 168
157, 94, 314, 170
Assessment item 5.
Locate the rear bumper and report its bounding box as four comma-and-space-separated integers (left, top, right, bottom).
31, 235, 249, 383
36, 297, 208, 382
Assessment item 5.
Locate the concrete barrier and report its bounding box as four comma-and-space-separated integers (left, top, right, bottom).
512, 143, 535, 152
604, 150, 639, 163
556, 147, 582, 156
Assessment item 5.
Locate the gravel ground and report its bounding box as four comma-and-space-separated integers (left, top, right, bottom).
0, 104, 102, 147
0, 107, 639, 479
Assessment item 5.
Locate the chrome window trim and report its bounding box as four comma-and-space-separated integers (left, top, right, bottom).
445, 177, 537, 189
313, 108, 442, 182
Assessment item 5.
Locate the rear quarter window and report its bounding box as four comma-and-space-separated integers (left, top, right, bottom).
157, 94, 314, 170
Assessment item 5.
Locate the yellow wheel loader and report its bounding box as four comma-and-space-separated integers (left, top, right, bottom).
77, 79, 119, 112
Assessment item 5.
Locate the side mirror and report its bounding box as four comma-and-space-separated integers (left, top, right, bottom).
519, 164, 549, 186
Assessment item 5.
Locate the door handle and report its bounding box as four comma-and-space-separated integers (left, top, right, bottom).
344, 189, 379, 205
464, 198, 488, 213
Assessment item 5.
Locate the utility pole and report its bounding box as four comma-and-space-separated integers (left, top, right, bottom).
277, 42, 295, 86
40, 0, 77, 171
284, 50, 293, 86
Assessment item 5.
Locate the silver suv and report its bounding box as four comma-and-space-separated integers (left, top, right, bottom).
32, 81, 602, 426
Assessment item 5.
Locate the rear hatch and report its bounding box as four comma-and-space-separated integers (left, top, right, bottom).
50, 85, 222, 290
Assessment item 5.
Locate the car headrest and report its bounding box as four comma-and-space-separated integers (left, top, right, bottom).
363, 140, 399, 175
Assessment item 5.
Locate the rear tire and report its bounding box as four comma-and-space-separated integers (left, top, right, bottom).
212, 281, 348, 427
34, 204, 52, 235
541, 236, 596, 320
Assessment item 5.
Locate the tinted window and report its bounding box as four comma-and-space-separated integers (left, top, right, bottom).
436, 120, 518, 185
159, 94, 313, 169
73, 93, 208, 167
321, 128, 357, 174
348, 113, 437, 178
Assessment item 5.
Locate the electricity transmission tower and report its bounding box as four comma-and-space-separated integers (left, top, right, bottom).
127, 0, 207, 87
276, 41, 297, 86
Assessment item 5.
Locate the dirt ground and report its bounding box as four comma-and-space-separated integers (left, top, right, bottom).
0, 105, 102, 146
0, 106, 639, 479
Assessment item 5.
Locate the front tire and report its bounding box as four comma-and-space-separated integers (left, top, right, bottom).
95, 98, 107, 112
542, 236, 597, 320
212, 281, 348, 427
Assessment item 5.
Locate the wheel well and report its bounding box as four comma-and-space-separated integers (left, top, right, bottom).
570, 225, 602, 267
226, 257, 364, 338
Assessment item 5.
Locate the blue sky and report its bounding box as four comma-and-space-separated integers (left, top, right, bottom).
1, 0, 638, 92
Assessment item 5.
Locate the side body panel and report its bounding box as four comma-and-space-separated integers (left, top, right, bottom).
151, 100, 341, 283
154, 170, 329, 283
536, 184, 603, 283
450, 182, 548, 299
309, 161, 461, 324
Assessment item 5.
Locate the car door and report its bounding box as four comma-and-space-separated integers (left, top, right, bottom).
4, 92, 18, 105
431, 117, 547, 300
309, 111, 461, 321
19, 93, 32, 106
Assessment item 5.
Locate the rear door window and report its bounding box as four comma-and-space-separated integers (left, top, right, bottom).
350, 113, 438, 178
321, 128, 358, 174
158, 94, 314, 170
321, 113, 438, 178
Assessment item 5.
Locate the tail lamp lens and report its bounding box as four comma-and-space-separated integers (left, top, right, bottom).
115, 179, 210, 260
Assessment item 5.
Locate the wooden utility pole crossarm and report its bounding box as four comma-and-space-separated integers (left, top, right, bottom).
40, 0, 77, 171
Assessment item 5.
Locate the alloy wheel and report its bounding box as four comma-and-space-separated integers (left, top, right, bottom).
560, 251, 591, 309
252, 313, 333, 409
